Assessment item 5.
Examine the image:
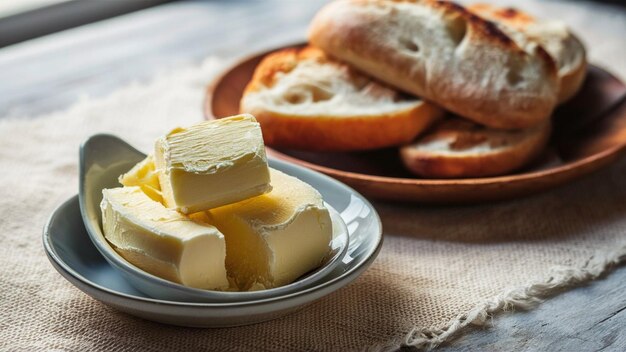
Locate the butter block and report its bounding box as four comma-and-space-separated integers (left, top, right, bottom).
100, 186, 229, 290
154, 114, 271, 214
206, 169, 332, 291
118, 155, 163, 203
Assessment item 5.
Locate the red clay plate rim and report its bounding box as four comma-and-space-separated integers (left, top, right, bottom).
205, 43, 626, 188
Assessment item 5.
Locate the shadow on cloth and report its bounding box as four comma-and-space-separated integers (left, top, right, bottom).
49, 272, 430, 351
374, 157, 626, 244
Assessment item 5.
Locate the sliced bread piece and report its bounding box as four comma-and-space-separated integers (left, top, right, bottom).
240, 46, 444, 151
308, 0, 559, 129
468, 3, 586, 103
400, 117, 551, 178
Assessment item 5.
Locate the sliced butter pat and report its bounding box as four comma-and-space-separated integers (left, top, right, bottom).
118, 155, 163, 203
154, 114, 271, 214
206, 168, 332, 291
100, 186, 229, 290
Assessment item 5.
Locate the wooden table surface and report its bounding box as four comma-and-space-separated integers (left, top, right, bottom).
1, 0, 624, 350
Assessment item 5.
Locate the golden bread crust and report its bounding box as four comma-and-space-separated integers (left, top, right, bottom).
400, 117, 551, 178
309, 0, 560, 129
468, 3, 587, 103
250, 102, 442, 151
240, 46, 444, 151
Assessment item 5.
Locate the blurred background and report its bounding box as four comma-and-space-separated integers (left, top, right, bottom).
0, 0, 624, 48
0, 0, 625, 119
0, 0, 172, 47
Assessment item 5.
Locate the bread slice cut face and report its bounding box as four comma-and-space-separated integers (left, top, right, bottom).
240, 46, 444, 151
309, 0, 559, 130
400, 117, 551, 178
468, 3, 586, 103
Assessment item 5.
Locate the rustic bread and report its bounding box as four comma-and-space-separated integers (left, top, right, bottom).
400, 117, 551, 178
308, 0, 560, 129
468, 3, 586, 103
240, 46, 444, 151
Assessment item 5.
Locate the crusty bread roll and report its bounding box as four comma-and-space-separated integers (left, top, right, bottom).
400, 117, 551, 178
309, 0, 560, 130
468, 3, 586, 103
240, 46, 444, 151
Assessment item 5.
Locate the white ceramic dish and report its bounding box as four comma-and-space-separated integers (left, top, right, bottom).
79, 134, 349, 302
43, 134, 383, 327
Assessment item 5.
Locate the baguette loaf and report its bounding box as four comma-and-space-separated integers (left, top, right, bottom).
309, 0, 560, 129
469, 3, 586, 103
400, 117, 551, 178
240, 46, 444, 151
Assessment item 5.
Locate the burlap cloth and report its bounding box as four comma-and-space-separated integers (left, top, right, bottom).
1, 1, 626, 350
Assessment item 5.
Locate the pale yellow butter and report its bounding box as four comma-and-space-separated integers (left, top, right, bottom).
100, 186, 229, 290
118, 155, 163, 203
107, 115, 331, 292
154, 114, 271, 214
205, 168, 332, 291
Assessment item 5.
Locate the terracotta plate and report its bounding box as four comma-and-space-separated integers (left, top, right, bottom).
205, 43, 626, 203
